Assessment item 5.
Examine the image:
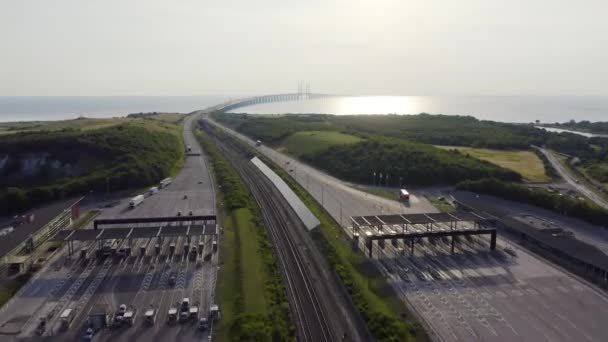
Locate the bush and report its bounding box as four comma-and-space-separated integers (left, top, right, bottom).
305, 137, 521, 186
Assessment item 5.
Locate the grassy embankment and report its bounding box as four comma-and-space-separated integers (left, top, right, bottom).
0, 116, 185, 216
212, 126, 427, 342
194, 128, 294, 342
584, 163, 608, 183
435, 146, 550, 183
279, 130, 363, 156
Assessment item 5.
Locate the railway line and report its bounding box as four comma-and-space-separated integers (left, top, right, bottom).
203, 122, 368, 342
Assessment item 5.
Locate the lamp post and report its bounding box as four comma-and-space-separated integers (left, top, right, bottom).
321, 183, 324, 208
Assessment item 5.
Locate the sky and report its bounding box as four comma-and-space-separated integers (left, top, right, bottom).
1, 0, 607, 96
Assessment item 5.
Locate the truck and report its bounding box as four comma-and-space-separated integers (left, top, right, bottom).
209, 304, 220, 321
123, 309, 135, 326
59, 308, 75, 331
160, 177, 172, 189
144, 308, 156, 326
129, 194, 144, 209
167, 307, 178, 324
112, 304, 128, 328
179, 298, 190, 323
189, 305, 199, 321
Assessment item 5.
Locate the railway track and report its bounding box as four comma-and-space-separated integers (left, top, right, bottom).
203, 124, 341, 342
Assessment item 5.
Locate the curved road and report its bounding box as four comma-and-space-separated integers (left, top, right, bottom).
537, 147, 608, 210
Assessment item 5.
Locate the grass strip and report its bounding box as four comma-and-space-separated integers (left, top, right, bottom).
194, 127, 294, 342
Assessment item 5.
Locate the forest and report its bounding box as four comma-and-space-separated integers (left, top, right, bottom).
0, 121, 184, 215
214, 112, 597, 156
303, 137, 521, 186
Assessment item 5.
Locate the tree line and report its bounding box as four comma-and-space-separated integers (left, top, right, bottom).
456, 178, 608, 226
303, 137, 522, 186
0, 123, 183, 216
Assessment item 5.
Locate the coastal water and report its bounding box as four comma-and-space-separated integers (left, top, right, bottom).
536, 126, 608, 138
0, 96, 228, 122
230, 95, 608, 124
1, 95, 607, 124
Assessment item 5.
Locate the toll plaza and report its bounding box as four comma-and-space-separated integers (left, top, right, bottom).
350, 211, 496, 257
50, 215, 217, 257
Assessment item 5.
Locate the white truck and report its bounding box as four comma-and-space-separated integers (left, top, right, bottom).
189, 305, 199, 321
129, 194, 144, 209
167, 307, 178, 324
59, 308, 75, 331
144, 309, 156, 326
123, 309, 135, 326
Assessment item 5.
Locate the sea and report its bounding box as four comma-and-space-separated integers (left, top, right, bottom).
1, 95, 607, 124
0, 96, 229, 122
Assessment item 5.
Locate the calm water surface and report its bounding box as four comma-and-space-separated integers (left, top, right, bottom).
0, 96, 228, 122
536, 126, 608, 138
1, 95, 607, 124
230, 95, 608, 123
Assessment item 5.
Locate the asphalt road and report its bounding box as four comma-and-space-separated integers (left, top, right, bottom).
537, 147, 608, 209
208, 116, 608, 342
0, 113, 218, 342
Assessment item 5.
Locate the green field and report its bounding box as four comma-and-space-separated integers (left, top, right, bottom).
436, 146, 550, 182
215, 208, 270, 341
280, 130, 363, 156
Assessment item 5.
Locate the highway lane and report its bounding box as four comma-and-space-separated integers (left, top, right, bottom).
0, 113, 218, 342
536, 147, 608, 210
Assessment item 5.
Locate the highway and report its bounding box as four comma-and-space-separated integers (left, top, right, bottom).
207, 114, 608, 342
536, 147, 608, 210
0, 113, 218, 342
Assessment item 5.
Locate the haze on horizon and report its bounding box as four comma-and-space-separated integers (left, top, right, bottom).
1, 0, 606, 97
